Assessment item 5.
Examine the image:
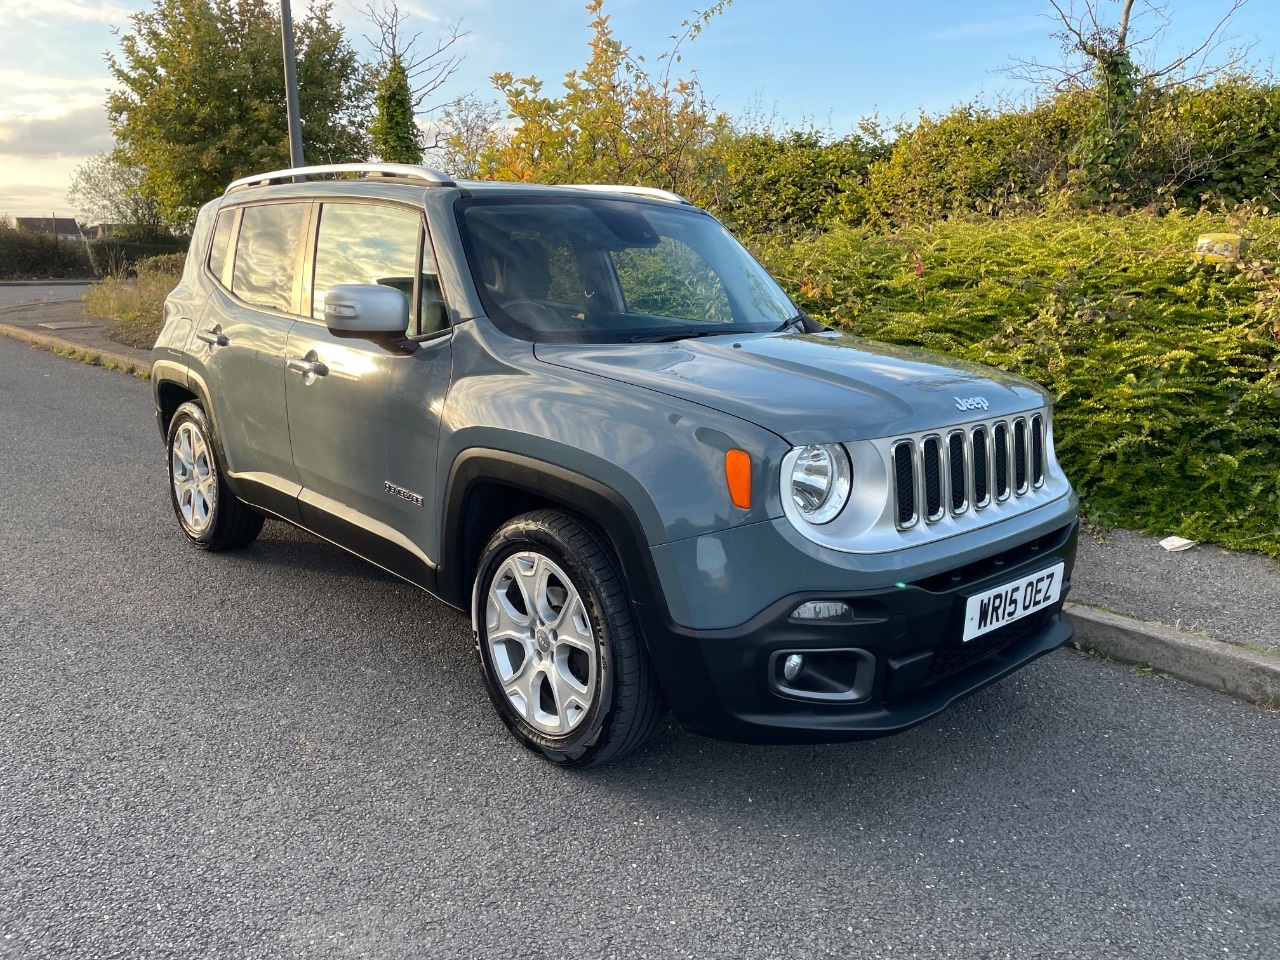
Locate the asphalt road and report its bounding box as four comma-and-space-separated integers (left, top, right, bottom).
0, 282, 89, 309
2, 335, 1279, 960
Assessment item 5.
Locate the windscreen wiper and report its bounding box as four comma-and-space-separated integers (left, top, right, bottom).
631, 327, 758, 344
774, 312, 829, 334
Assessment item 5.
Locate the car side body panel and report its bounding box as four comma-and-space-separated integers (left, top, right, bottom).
435, 318, 790, 549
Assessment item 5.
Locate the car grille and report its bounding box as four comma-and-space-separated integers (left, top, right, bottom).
892, 414, 1045, 531
923, 608, 1050, 687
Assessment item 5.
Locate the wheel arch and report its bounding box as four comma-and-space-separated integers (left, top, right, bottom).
437, 449, 667, 616
152, 368, 243, 495
155, 378, 198, 435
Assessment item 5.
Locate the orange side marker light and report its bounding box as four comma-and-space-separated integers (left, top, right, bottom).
725, 449, 752, 509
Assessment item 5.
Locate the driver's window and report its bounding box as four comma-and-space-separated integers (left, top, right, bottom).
311, 202, 423, 332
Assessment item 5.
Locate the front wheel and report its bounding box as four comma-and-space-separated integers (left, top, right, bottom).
473, 510, 664, 766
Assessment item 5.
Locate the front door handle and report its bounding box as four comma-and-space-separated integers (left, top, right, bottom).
195, 328, 229, 347
286, 355, 329, 380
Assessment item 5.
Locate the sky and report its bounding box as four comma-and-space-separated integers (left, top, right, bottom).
0, 0, 1276, 220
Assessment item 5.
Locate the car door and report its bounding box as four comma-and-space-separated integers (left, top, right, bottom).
189, 201, 308, 520
284, 200, 453, 586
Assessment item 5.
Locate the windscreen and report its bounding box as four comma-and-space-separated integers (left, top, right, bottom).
455, 196, 797, 343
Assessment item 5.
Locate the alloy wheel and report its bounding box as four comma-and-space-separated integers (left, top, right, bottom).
171, 421, 217, 535
484, 551, 598, 735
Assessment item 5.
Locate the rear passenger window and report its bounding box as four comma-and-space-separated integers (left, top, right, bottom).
312, 203, 424, 332
231, 203, 307, 312
207, 208, 235, 282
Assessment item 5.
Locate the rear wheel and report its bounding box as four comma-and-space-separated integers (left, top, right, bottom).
166, 401, 263, 551
473, 510, 664, 766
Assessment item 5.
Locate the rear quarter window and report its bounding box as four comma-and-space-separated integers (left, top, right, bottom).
230, 202, 307, 312
207, 208, 235, 283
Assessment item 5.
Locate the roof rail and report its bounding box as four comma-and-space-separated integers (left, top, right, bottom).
567, 184, 692, 205
225, 163, 456, 194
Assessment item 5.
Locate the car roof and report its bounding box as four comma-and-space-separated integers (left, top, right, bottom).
221, 164, 693, 209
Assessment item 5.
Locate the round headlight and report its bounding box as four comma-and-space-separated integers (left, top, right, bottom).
789, 443, 852, 524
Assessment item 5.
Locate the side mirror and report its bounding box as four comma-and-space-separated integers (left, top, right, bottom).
322, 283, 407, 335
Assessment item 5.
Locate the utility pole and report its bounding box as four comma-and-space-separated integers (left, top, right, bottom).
280, 0, 305, 172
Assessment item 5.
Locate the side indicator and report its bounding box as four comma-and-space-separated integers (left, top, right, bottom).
725, 449, 752, 509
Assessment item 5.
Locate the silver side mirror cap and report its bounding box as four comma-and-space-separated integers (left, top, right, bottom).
323, 283, 408, 334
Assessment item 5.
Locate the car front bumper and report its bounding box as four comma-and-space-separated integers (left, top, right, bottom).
634, 520, 1078, 744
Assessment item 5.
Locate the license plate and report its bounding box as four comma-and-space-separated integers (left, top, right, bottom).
962, 562, 1065, 643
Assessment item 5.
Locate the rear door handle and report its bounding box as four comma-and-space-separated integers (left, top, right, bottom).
286, 356, 329, 378
195, 329, 229, 347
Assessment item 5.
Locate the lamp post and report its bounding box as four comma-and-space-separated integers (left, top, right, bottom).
280, 0, 305, 171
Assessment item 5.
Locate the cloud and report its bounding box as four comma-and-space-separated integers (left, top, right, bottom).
0, 104, 112, 159
0, 0, 138, 25
927, 14, 1045, 41
0, 72, 107, 96
0, 156, 85, 218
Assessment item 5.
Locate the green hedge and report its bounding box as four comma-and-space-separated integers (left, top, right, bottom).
705, 130, 880, 236
756, 209, 1280, 555
134, 252, 186, 278
712, 78, 1280, 229
0, 226, 92, 279
86, 238, 188, 277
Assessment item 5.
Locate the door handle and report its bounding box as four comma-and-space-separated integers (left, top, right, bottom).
195, 329, 229, 347
286, 356, 329, 378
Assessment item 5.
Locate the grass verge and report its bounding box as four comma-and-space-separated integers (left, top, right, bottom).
83, 254, 184, 350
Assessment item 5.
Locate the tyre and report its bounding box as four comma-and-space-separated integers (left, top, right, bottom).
473, 510, 664, 766
166, 401, 263, 551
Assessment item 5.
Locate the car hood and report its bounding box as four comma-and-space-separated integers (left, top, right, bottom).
535, 330, 1048, 445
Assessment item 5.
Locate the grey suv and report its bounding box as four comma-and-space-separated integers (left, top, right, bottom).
151, 163, 1079, 766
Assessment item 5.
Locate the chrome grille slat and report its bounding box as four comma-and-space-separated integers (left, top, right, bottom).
972, 426, 989, 507
891, 410, 1049, 531
1013, 417, 1028, 494
993, 422, 1010, 501
947, 431, 967, 515
1031, 414, 1045, 487
922, 436, 944, 522
892, 440, 917, 529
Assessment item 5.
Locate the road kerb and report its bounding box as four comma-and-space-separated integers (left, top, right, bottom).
0, 320, 150, 377
1066, 601, 1279, 706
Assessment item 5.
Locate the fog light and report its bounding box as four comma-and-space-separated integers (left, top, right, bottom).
783, 654, 804, 681
791, 600, 851, 621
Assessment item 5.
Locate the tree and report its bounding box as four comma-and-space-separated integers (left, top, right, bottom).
1012, 0, 1251, 90
361, 1, 467, 113
1009, 0, 1253, 203
478, 0, 732, 201
67, 152, 169, 238
107, 0, 369, 227
360, 1, 470, 165
436, 94, 509, 178
370, 54, 422, 163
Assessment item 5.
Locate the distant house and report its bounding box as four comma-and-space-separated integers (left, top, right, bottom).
82, 223, 126, 240
15, 217, 84, 242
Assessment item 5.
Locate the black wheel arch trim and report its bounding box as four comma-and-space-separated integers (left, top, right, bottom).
438, 449, 668, 615
153, 368, 266, 512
